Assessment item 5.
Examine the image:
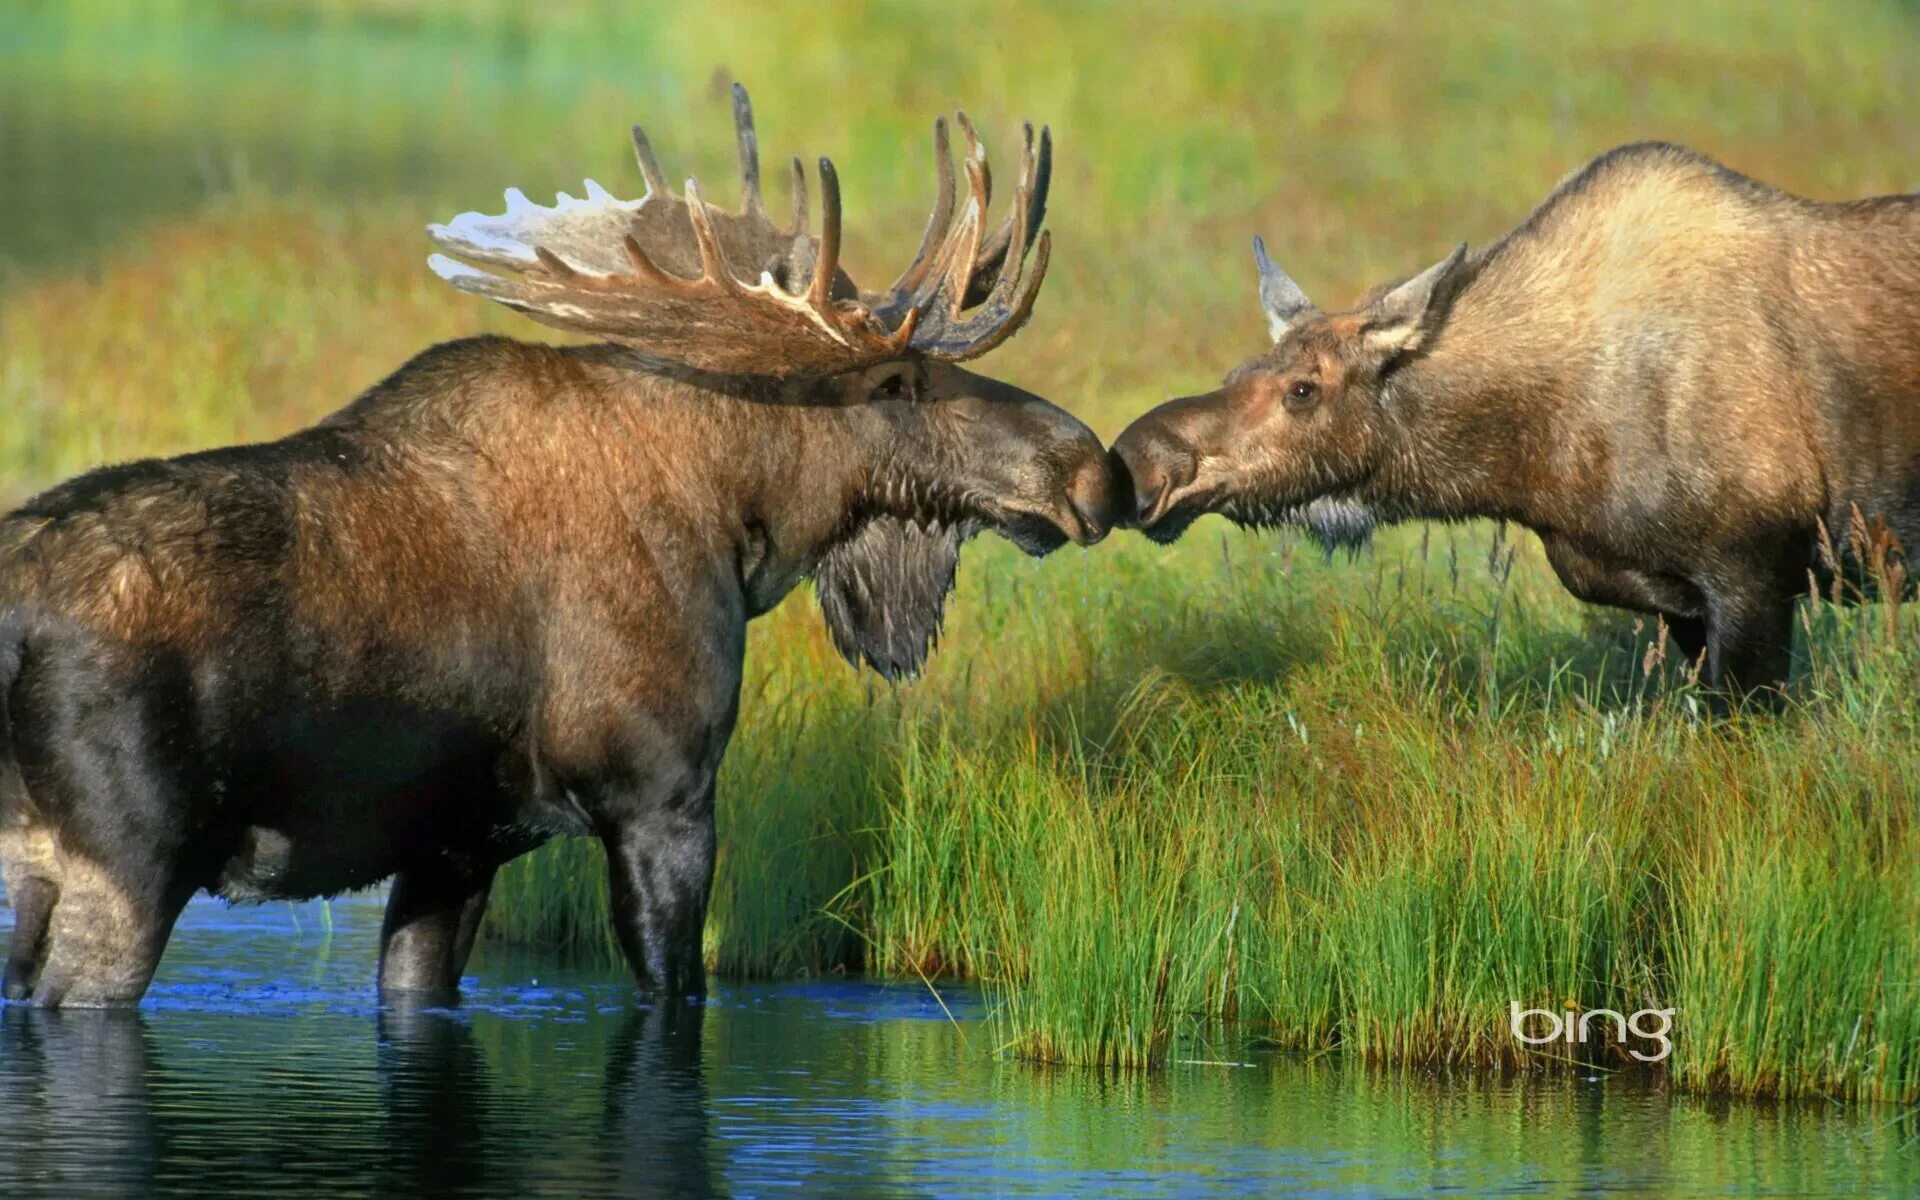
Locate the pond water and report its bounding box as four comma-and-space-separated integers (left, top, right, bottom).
4, 8, 1918, 1197
0, 892, 1913, 1198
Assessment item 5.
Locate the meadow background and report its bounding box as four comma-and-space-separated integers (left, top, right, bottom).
3, 0, 1917, 1105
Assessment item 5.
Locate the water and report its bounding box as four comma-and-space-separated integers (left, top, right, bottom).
0, 893, 1913, 1198
4, 8, 1918, 1196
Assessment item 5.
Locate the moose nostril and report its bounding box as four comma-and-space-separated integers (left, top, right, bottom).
1066, 456, 1113, 544
1111, 433, 1195, 526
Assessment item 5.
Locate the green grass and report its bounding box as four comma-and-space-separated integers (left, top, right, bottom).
4, 0, 1920, 1105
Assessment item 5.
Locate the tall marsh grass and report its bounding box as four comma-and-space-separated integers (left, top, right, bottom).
4, 0, 1919, 1104
492, 527, 1920, 1104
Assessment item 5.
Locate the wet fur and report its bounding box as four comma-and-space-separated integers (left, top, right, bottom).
815, 516, 972, 681
0, 335, 1102, 1005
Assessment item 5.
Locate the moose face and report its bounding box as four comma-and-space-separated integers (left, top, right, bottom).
831, 358, 1111, 555
1111, 238, 1469, 547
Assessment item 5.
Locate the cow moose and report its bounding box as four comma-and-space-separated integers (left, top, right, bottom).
1113, 142, 1920, 701
0, 86, 1111, 1007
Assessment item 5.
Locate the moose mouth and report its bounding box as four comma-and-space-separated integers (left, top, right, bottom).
985, 501, 1106, 556
1130, 482, 1215, 545
984, 454, 1115, 554
867, 476, 1107, 559
1133, 482, 1376, 554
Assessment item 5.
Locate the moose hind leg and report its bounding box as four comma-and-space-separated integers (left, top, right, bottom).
379, 865, 497, 999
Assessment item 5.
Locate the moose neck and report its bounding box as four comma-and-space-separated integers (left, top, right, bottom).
1364, 279, 1580, 530
587, 364, 971, 680
508, 351, 887, 618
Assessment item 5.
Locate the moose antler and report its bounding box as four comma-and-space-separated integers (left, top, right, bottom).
866, 112, 1053, 359
427, 84, 1051, 377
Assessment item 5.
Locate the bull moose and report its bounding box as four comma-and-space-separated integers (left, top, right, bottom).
0, 86, 1111, 1007
1113, 142, 1920, 700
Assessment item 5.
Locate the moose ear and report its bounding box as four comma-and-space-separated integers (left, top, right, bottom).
1253, 236, 1316, 340
1363, 242, 1469, 358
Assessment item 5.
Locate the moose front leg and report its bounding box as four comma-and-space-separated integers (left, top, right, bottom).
598, 780, 717, 1000
1661, 616, 1708, 672
1539, 536, 1709, 672
378, 864, 497, 999
1700, 585, 1797, 708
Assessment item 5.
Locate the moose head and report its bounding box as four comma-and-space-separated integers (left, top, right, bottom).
1111, 236, 1473, 550
429, 86, 1112, 678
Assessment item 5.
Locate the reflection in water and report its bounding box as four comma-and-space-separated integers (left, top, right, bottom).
376, 1000, 513, 1199
602, 1002, 717, 1200
372, 998, 716, 1199
0, 1009, 160, 1199
0, 893, 1916, 1198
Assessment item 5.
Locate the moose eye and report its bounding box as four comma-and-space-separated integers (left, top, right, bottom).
1285, 379, 1319, 407
872, 372, 911, 401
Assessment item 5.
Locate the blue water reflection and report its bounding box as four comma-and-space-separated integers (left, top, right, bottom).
0, 893, 1914, 1198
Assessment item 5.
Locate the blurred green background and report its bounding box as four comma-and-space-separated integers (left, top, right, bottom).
3, 0, 1918, 1102
9, 0, 1920, 475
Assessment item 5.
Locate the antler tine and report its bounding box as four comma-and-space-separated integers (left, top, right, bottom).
631, 124, 669, 196
682, 177, 740, 294
873, 116, 956, 320
1030, 125, 1052, 242
533, 246, 579, 279
808, 156, 844, 310
621, 234, 698, 294
977, 122, 1037, 303
788, 155, 808, 235
966, 122, 1050, 307
731, 82, 764, 216
932, 113, 993, 320
954, 112, 991, 213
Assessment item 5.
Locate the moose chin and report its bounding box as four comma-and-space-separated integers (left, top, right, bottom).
1114, 142, 1920, 704
0, 85, 1111, 1008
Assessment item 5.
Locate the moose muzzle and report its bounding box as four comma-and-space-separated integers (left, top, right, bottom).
1110, 421, 1200, 530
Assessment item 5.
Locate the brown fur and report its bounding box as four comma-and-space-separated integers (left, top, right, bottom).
0, 334, 1108, 1006
1114, 143, 1920, 698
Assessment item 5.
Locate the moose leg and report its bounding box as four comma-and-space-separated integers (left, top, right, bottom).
379, 864, 497, 999
1661, 615, 1708, 673
32, 852, 192, 1009
599, 780, 716, 1000
2, 824, 61, 1001
1701, 586, 1797, 706
2, 875, 57, 1001
1540, 537, 1709, 671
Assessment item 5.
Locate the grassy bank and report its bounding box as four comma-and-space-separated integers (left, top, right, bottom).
3, 0, 1918, 1105
496, 526, 1920, 1104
